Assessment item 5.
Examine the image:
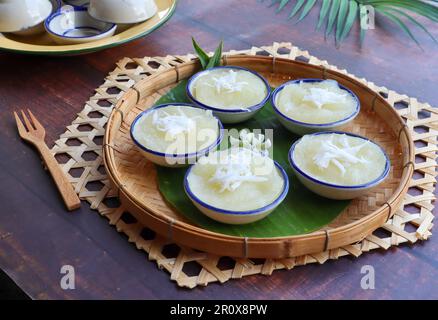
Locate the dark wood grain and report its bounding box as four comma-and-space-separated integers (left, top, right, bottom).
0, 0, 437, 299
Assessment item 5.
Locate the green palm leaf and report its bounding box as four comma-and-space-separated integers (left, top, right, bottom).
326, 0, 341, 36
317, 0, 332, 30
259, 0, 438, 46
288, 0, 306, 19
340, 0, 358, 42
298, 0, 318, 21
335, 0, 349, 42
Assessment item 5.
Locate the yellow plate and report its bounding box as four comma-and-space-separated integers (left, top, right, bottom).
0, 0, 177, 56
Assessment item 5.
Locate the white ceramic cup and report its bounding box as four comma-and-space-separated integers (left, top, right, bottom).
0, 0, 53, 35
88, 0, 158, 24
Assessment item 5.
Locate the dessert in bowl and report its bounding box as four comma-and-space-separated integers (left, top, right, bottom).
184, 132, 289, 224
289, 132, 390, 200
45, 6, 117, 44
0, 0, 53, 35
272, 79, 360, 135
187, 66, 271, 124
130, 103, 224, 167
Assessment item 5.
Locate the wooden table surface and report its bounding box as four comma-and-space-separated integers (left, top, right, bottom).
1, 0, 437, 300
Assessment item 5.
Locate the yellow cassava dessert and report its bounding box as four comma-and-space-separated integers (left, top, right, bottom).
190, 68, 268, 110
292, 133, 387, 186
276, 80, 357, 124
187, 147, 284, 211
132, 105, 219, 154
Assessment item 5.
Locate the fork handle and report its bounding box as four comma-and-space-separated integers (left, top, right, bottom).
38, 143, 81, 211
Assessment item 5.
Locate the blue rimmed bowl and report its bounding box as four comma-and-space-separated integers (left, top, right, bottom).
271, 79, 360, 136
44, 6, 116, 44
184, 161, 290, 224
130, 103, 224, 168
186, 66, 271, 124
288, 131, 390, 200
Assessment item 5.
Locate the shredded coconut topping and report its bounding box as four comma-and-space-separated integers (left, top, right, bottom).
152, 107, 199, 140
229, 129, 272, 156
208, 150, 268, 193
313, 135, 369, 175
302, 87, 348, 109
205, 70, 249, 94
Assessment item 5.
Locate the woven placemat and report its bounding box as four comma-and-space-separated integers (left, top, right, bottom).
51, 42, 436, 289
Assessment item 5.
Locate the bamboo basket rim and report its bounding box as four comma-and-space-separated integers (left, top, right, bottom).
103, 55, 415, 257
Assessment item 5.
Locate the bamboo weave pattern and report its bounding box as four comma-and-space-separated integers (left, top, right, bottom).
51, 43, 436, 288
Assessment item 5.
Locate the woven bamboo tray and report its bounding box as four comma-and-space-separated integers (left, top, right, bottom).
51, 42, 435, 288
103, 55, 414, 259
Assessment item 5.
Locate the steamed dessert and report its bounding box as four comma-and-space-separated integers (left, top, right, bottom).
132, 105, 220, 154
186, 131, 285, 212
292, 133, 387, 186
187, 149, 284, 211
189, 68, 268, 110
275, 80, 357, 124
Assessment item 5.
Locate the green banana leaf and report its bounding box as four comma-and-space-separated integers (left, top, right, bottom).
154, 80, 350, 238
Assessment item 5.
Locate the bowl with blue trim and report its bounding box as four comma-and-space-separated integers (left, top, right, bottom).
186, 66, 271, 124
45, 5, 116, 44
184, 160, 290, 225
130, 103, 224, 168
288, 131, 390, 200
271, 79, 360, 136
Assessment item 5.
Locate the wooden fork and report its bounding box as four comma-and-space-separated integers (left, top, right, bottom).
14, 110, 81, 211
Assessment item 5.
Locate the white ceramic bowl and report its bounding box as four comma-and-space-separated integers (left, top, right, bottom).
130, 103, 224, 168
88, 0, 157, 24
0, 0, 53, 35
184, 161, 289, 224
271, 79, 360, 136
288, 131, 390, 200
45, 6, 117, 44
186, 66, 271, 124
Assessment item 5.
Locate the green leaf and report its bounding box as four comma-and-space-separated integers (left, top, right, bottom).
359, 3, 368, 44
155, 81, 349, 238
288, 0, 306, 19
376, 7, 421, 47
317, 0, 332, 30
192, 38, 223, 70
383, 6, 437, 43
192, 37, 210, 70
206, 40, 223, 69
260, 0, 438, 46
269, 0, 281, 8
335, 0, 349, 43
298, 0, 318, 22
339, 0, 358, 43
370, 1, 438, 22
326, 0, 341, 36
276, 0, 290, 13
